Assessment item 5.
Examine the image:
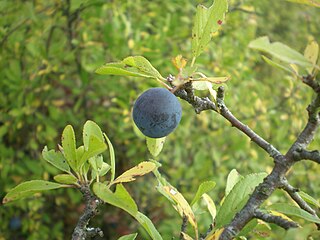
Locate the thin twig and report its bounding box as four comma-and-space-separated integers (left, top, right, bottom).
280, 178, 320, 228
216, 86, 282, 159
254, 209, 299, 229
180, 214, 189, 240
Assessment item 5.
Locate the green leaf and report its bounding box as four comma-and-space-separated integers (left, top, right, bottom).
215, 172, 267, 228
61, 125, 77, 171
283, 224, 316, 240
3, 180, 66, 204
299, 191, 320, 208
42, 146, 70, 173
96, 62, 152, 78
76, 146, 85, 163
98, 162, 111, 177
103, 133, 116, 182
122, 56, 163, 80
135, 212, 163, 240
82, 162, 90, 176
93, 182, 138, 216
146, 137, 166, 157
96, 56, 163, 80
261, 55, 296, 75
54, 174, 78, 184
238, 219, 259, 237
90, 156, 111, 179
79, 135, 107, 170
225, 169, 243, 196
83, 120, 104, 151
191, 181, 216, 206
268, 203, 320, 224
286, 0, 320, 8
111, 162, 157, 185
192, 81, 212, 91
192, 0, 228, 58
89, 155, 103, 172
117, 233, 138, 240
93, 183, 162, 240
249, 36, 313, 68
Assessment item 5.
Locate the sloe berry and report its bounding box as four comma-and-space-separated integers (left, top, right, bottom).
133, 88, 182, 138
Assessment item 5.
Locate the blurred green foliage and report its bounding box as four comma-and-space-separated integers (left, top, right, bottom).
0, 0, 319, 239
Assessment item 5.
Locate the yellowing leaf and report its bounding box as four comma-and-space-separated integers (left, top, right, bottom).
172, 55, 187, 69
200, 76, 230, 84
202, 193, 217, 222
181, 232, 193, 240
163, 186, 198, 235
111, 162, 157, 185
192, 76, 229, 91
269, 210, 294, 222
304, 39, 319, 74
205, 228, 224, 240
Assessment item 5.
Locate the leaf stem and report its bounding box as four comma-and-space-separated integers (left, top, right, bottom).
191, 57, 196, 68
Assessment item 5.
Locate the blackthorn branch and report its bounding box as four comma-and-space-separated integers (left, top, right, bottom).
172, 76, 320, 240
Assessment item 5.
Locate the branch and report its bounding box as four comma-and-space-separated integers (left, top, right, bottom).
180, 214, 189, 240
216, 86, 282, 159
292, 148, 320, 164
254, 209, 299, 229
72, 184, 103, 240
280, 179, 319, 224
174, 82, 217, 113
174, 80, 320, 240
285, 93, 320, 160
302, 75, 320, 93
218, 161, 290, 240
175, 85, 282, 159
